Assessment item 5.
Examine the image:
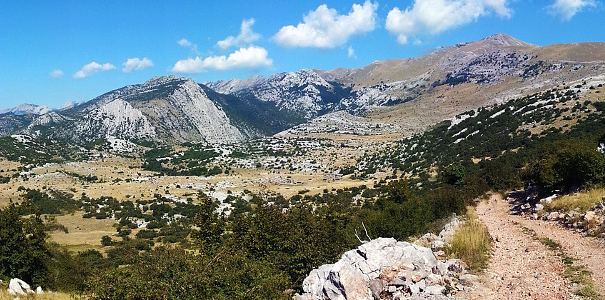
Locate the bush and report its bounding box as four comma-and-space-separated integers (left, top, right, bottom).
101, 236, 112, 247
88, 247, 290, 300
526, 140, 605, 192
441, 164, 466, 186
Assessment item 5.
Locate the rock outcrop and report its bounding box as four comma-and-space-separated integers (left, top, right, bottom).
294, 237, 474, 300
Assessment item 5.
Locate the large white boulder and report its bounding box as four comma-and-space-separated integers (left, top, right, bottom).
7, 278, 33, 296
296, 238, 441, 300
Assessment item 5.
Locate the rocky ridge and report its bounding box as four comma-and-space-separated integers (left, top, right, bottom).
16, 76, 245, 144
0, 104, 52, 116
3, 34, 605, 145
207, 69, 346, 119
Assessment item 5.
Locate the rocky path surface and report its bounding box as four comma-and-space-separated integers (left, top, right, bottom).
513, 204, 605, 297
470, 194, 574, 300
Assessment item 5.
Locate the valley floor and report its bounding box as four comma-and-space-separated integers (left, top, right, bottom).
468, 194, 605, 299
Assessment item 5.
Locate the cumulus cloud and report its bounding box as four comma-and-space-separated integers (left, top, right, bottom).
73, 62, 115, 79
274, 1, 378, 49
177, 38, 192, 47
122, 57, 154, 73
49, 69, 64, 79
548, 0, 597, 21
171, 46, 273, 73
386, 0, 513, 44
217, 18, 261, 50
348, 46, 356, 58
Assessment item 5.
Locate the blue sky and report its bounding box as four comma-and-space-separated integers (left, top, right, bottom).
1, 0, 604, 110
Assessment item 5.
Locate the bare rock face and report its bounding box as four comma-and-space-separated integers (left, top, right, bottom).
75, 98, 157, 141
207, 69, 341, 120
295, 238, 473, 300
9, 76, 246, 145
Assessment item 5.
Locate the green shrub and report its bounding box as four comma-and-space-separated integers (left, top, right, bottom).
0, 202, 50, 285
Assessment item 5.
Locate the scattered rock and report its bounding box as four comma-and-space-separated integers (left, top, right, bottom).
430, 240, 445, 252
547, 211, 559, 221
425, 285, 446, 296
509, 189, 605, 234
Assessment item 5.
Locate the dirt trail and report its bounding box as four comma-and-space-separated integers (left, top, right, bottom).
513, 203, 605, 296
469, 194, 573, 300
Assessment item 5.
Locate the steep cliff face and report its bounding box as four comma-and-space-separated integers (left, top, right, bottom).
9, 76, 245, 144
128, 77, 244, 143
81, 76, 246, 144
74, 98, 156, 142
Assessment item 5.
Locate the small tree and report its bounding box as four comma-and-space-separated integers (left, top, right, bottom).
441, 164, 466, 186
0, 202, 50, 285
101, 235, 113, 247
191, 192, 224, 253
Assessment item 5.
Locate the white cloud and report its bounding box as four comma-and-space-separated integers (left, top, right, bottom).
485, 0, 513, 18
122, 57, 154, 73
171, 46, 273, 73
49, 69, 64, 79
548, 0, 597, 21
217, 18, 261, 50
73, 62, 115, 79
385, 0, 513, 44
177, 38, 200, 55
348, 46, 356, 58
274, 1, 378, 49
177, 38, 192, 47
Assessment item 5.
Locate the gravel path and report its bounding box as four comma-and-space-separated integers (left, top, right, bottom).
513, 204, 605, 296
470, 194, 574, 300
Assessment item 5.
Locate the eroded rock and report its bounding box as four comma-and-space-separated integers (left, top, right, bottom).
295, 238, 474, 300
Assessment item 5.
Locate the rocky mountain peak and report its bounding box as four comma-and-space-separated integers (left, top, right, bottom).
480, 33, 534, 48
142, 75, 180, 87
0, 103, 52, 116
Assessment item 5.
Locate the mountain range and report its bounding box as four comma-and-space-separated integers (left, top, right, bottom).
1, 33, 604, 145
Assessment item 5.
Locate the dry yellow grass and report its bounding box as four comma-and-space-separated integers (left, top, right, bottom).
2, 150, 387, 203
546, 187, 605, 214
448, 206, 492, 270
0, 290, 74, 300
49, 211, 117, 251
